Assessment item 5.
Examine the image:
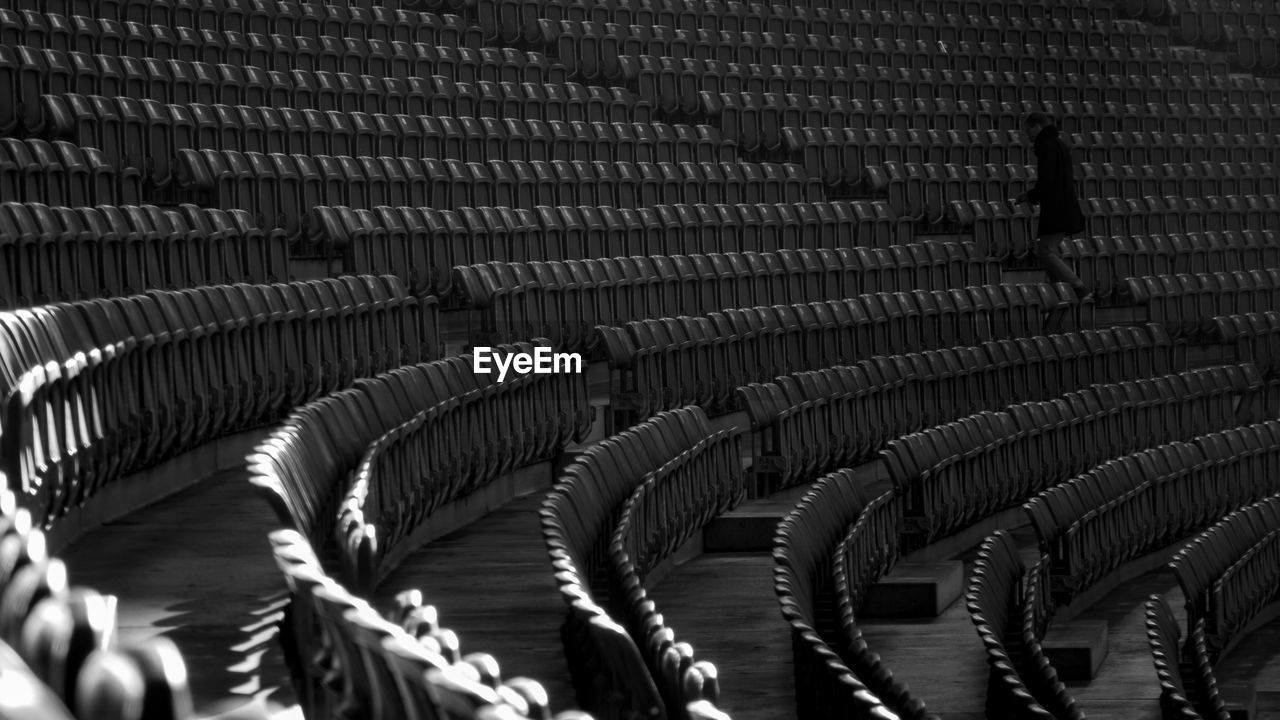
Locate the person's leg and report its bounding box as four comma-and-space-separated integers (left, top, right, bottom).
1033, 232, 1089, 295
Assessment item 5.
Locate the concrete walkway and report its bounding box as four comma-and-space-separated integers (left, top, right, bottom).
58, 465, 297, 718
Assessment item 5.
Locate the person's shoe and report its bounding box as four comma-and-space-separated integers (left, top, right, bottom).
1077, 291, 1096, 304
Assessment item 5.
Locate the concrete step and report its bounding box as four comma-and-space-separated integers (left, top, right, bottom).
861, 561, 966, 619
1003, 269, 1048, 284
1043, 620, 1110, 681
704, 461, 888, 552
1094, 304, 1148, 327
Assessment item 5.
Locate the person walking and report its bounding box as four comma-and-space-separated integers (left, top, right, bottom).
1014, 113, 1094, 303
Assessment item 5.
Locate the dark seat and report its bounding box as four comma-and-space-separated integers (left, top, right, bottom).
773, 470, 903, 720
966, 532, 1077, 720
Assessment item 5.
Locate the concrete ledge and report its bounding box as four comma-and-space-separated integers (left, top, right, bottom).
860, 560, 965, 618
45, 428, 269, 555
1094, 305, 1148, 327
905, 505, 1028, 564
290, 258, 332, 281
1221, 680, 1258, 720
1003, 270, 1046, 284
1042, 620, 1109, 681
703, 513, 779, 552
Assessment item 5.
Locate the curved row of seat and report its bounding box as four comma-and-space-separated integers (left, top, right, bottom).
882, 363, 1261, 549
832, 485, 925, 719
0, 0, 446, 23
871, 161, 1279, 218
621, 60, 1275, 132
251, 378, 439, 564
1025, 420, 1280, 606
735, 323, 1182, 495
874, 170, 1280, 235
252, 359, 467, 716
790, 130, 1031, 189
337, 341, 591, 594
526, 18, 1208, 87
176, 150, 827, 233
972, 410, 1280, 718
321, 200, 918, 297
453, 245, 999, 352
1078, 160, 1279, 200
713, 35, 1210, 80
967, 532, 1079, 720
972, 418, 1280, 719
706, 95, 1280, 157
1146, 494, 1280, 720
598, 282, 1083, 426
828, 353, 1278, 715
627, 55, 1271, 110
0, 488, 197, 720
522, 10, 1179, 82
1044, 101, 1279, 140
769, 324, 1223, 714
814, 365, 1270, 718
11, 27, 568, 89
1170, 493, 1280, 660
951, 194, 1280, 261
481, 0, 1112, 47
1065, 231, 1280, 299
250, 347, 596, 720
1123, 270, 1280, 339
774, 469, 918, 720
1071, 130, 1280, 166
4, 45, 653, 136
607, 422, 745, 719
1145, 595, 1230, 720
250, 338, 583, 555
868, 162, 1036, 218
0, 0, 465, 41
541, 406, 734, 720
269, 529, 591, 720
0, 200, 289, 310
41, 95, 734, 187
1, 275, 438, 528
788, 130, 1280, 197
1081, 194, 1280, 240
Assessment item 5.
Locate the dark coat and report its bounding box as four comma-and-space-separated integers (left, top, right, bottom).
1026, 125, 1087, 237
